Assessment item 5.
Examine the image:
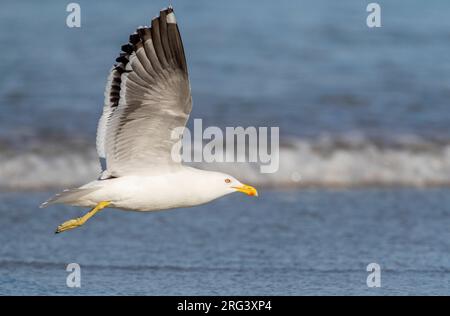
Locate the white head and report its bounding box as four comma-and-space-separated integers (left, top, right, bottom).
189, 169, 258, 202
215, 172, 258, 197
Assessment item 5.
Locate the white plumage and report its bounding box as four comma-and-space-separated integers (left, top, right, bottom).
41, 7, 257, 233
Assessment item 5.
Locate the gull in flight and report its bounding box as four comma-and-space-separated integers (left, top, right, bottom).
41, 7, 258, 233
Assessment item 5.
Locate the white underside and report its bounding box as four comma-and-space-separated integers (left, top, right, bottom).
66, 166, 235, 212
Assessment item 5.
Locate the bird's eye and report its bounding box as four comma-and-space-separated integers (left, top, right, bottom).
225, 178, 231, 183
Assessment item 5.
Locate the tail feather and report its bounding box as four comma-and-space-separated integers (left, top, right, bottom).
40, 187, 98, 208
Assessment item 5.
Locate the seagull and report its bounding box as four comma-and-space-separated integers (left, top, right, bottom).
41, 7, 258, 233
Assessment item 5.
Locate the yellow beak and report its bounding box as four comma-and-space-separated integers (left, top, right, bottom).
232, 184, 258, 197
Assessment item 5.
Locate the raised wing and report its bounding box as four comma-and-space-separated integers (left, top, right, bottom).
96, 7, 191, 178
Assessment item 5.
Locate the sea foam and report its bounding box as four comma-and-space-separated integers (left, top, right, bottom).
1, 135, 450, 190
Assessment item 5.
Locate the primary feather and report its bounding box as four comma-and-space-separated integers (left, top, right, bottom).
97, 7, 191, 178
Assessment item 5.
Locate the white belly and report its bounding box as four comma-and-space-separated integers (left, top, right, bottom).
76, 169, 229, 211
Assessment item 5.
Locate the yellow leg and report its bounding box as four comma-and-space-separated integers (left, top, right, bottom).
55, 201, 110, 234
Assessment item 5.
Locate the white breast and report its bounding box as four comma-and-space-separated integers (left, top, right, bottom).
78, 167, 230, 212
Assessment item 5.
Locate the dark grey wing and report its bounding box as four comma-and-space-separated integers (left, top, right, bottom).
96, 7, 191, 177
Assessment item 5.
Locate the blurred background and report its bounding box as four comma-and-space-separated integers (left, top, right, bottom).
2, 0, 450, 188
1, 0, 450, 295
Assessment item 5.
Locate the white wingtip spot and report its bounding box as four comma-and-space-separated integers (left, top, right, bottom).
167, 12, 176, 24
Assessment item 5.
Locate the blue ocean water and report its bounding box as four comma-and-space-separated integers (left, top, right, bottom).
1, 0, 450, 295
1, 0, 450, 189
1, 0, 450, 139
1, 189, 450, 295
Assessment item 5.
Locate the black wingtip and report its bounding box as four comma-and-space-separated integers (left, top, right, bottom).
121, 44, 133, 54
129, 33, 140, 45
137, 27, 152, 41
115, 55, 128, 64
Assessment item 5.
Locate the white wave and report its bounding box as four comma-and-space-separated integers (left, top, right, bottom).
0, 150, 100, 190
1, 136, 450, 190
